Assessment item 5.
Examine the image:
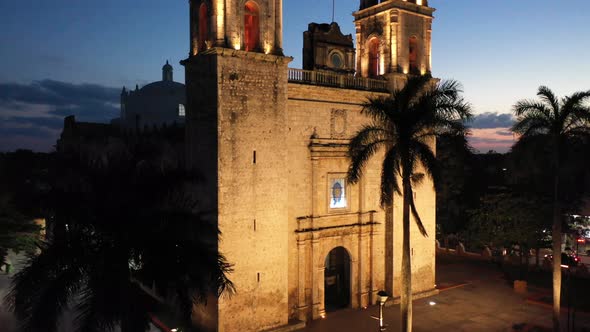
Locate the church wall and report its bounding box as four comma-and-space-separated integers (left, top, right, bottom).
286, 83, 389, 320
186, 49, 292, 332
214, 51, 291, 332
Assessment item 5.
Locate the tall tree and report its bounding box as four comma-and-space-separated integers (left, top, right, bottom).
347, 76, 471, 332
512, 86, 590, 331
4, 142, 234, 332
436, 133, 474, 237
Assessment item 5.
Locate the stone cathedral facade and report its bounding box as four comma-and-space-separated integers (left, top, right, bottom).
182, 0, 436, 331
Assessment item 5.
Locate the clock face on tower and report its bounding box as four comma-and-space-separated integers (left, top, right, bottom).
330, 52, 344, 69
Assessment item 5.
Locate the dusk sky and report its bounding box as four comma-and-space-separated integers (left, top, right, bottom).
1, 0, 589, 152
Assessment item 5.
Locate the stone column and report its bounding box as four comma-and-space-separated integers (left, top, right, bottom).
425, 18, 432, 73
274, 0, 283, 54
297, 237, 307, 321
213, 0, 225, 47
311, 237, 325, 319
355, 24, 363, 77
369, 219, 377, 304
350, 243, 359, 309
189, 0, 196, 55
389, 10, 399, 73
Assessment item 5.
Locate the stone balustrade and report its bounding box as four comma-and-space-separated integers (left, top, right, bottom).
288, 68, 389, 93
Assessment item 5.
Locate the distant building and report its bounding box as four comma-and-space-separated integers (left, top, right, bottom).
58, 62, 187, 157
115, 61, 186, 131
57, 115, 116, 153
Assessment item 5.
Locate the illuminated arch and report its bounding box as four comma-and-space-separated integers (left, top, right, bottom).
409, 36, 419, 73
244, 1, 260, 52
368, 37, 380, 77
324, 246, 352, 311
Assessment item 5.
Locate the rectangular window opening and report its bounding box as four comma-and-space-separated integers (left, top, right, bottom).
253, 150, 257, 164
257, 272, 260, 282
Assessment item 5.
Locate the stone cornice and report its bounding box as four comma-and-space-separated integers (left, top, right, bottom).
182, 48, 293, 65
353, 1, 435, 20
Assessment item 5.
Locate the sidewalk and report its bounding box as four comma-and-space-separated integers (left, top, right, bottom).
301, 255, 590, 332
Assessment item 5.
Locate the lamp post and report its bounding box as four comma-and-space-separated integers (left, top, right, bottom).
376, 290, 389, 331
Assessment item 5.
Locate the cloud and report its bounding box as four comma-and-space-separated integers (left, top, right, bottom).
468, 128, 515, 153
0, 80, 119, 106
0, 80, 120, 152
495, 129, 513, 137
469, 112, 514, 129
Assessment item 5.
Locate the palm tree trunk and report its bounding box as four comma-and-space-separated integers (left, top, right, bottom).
385, 202, 395, 295
401, 175, 413, 332
552, 142, 562, 332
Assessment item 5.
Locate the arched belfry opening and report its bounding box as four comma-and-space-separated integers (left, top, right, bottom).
368, 37, 380, 77
198, 2, 209, 51
244, 1, 260, 52
324, 247, 351, 311
409, 36, 419, 74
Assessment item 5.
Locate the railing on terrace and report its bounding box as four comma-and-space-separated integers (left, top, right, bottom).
288, 68, 388, 93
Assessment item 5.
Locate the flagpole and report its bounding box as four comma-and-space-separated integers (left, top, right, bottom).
332, 0, 335, 22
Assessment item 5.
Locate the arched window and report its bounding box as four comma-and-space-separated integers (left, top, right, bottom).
409, 36, 418, 73
198, 3, 208, 51
368, 38, 380, 77
244, 1, 260, 52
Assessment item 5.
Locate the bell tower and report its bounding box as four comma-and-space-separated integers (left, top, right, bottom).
189, 0, 283, 55
183, 1, 291, 331
354, 0, 434, 81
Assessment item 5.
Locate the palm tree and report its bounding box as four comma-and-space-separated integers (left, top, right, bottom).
347, 75, 471, 332
4, 142, 234, 332
512, 86, 590, 331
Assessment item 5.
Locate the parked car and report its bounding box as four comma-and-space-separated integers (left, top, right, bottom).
545, 252, 580, 267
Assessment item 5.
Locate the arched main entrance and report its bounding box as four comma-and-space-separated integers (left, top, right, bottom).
324, 247, 351, 311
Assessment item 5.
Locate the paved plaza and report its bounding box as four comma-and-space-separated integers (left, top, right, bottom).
302, 255, 590, 332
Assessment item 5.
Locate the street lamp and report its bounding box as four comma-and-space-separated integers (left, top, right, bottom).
376, 290, 389, 331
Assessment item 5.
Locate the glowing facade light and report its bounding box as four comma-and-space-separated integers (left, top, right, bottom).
429, 301, 436, 306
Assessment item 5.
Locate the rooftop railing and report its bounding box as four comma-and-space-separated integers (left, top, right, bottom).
288, 68, 389, 93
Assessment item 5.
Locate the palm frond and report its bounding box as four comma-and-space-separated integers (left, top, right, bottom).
512, 113, 551, 136
7, 244, 86, 332
537, 86, 560, 115
361, 98, 394, 125
513, 99, 552, 119
561, 90, 590, 117
397, 75, 431, 109
409, 191, 428, 237
412, 140, 439, 189
347, 125, 389, 184
380, 146, 401, 207
410, 173, 425, 187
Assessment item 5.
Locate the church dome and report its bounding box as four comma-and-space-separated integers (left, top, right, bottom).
119, 61, 186, 130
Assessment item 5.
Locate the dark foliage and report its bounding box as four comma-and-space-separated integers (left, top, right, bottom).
4, 142, 233, 332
